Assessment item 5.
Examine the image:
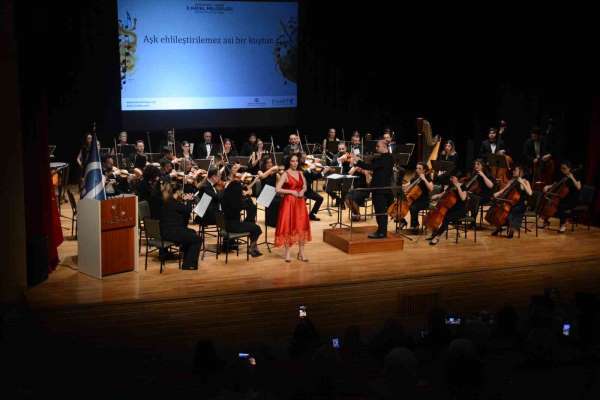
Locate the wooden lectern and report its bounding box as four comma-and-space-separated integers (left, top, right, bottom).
78, 194, 139, 279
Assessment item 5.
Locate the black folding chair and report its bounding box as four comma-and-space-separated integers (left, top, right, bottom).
571, 185, 596, 231
215, 212, 250, 264
143, 218, 182, 273
520, 190, 543, 237
66, 190, 78, 238
138, 200, 151, 255
446, 194, 481, 243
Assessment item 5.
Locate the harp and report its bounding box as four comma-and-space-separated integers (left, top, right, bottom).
416, 118, 440, 169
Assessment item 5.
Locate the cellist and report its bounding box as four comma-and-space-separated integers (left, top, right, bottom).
540, 160, 581, 233
427, 176, 468, 246
401, 162, 434, 233
490, 165, 532, 238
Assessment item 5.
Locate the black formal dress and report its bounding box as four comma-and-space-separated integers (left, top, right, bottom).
221, 180, 262, 242
159, 199, 201, 269
357, 153, 394, 234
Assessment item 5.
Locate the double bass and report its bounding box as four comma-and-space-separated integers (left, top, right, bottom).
484, 178, 522, 228
537, 167, 580, 219
532, 157, 555, 190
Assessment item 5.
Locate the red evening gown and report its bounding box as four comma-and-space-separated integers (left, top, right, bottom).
275, 171, 312, 247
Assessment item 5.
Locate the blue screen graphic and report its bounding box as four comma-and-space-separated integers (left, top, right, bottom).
118, 1, 297, 111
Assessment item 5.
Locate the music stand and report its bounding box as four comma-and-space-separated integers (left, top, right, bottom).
194, 158, 212, 171
319, 167, 341, 214
325, 175, 356, 228
392, 153, 411, 168
431, 160, 456, 175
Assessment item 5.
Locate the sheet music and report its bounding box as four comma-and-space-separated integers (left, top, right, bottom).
327, 174, 357, 179
257, 184, 276, 207
193, 193, 212, 218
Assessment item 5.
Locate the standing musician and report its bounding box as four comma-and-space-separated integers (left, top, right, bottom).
355, 140, 394, 239
283, 132, 301, 155
221, 171, 263, 257
156, 182, 201, 270
540, 160, 581, 233
195, 131, 217, 159
479, 127, 507, 158
523, 126, 554, 187
133, 140, 148, 170
382, 128, 396, 153
426, 175, 469, 246
240, 132, 258, 156
490, 164, 532, 238
258, 157, 282, 227
401, 162, 434, 233
77, 133, 95, 167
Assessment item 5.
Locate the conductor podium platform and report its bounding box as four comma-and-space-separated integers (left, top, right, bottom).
323, 226, 404, 254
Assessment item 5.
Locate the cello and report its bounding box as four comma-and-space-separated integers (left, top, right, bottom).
387, 175, 425, 222
537, 167, 580, 219
484, 178, 522, 228
424, 173, 480, 231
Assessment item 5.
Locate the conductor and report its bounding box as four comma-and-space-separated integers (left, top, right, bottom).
355, 140, 394, 238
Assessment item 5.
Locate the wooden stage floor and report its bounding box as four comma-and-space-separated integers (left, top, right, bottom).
26, 200, 600, 348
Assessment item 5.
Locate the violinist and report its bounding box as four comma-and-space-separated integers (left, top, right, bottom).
220, 138, 238, 159
479, 128, 507, 158
402, 162, 434, 233
157, 182, 201, 270
175, 141, 194, 167
349, 132, 362, 156
258, 157, 282, 227
240, 132, 258, 156
346, 156, 370, 221
540, 160, 581, 233
159, 159, 177, 183
133, 140, 148, 169
490, 164, 532, 238
221, 171, 263, 257
355, 140, 394, 239
427, 175, 469, 245
102, 155, 120, 197
195, 131, 217, 159
135, 164, 161, 203
327, 142, 352, 208
194, 167, 223, 226
300, 152, 328, 221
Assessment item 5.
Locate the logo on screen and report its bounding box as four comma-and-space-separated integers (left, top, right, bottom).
275, 17, 298, 85
118, 12, 138, 88
187, 2, 233, 14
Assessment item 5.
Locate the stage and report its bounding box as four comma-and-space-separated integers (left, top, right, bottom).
26, 199, 600, 352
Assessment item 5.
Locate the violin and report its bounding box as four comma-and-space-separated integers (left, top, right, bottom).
537, 167, 581, 219
387, 175, 425, 222
484, 178, 522, 228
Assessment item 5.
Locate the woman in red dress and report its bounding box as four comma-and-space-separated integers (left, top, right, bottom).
275, 153, 312, 262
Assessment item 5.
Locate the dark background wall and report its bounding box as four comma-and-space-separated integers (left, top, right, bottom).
14, 2, 599, 178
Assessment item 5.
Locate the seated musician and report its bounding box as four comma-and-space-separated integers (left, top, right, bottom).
248, 139, 267, 174
322, 128, 340, 153
522, 126, 552, 171
491, 164, 532, 238
159, 159, 176, 183
541, 160, 581, 233
402, 162, 434, 233
258, 157, 282, 227
349, 131, 362, 156
346, 159, 371, 221
300, 153, 330, 221
434, 140, 460, 186
102, 155, 120, 197
133, 140, 148, 170
479, 128, 507, 158
221, 171, 263, 257
194, 167, 223, 226
135, 164, 161, 203
174, 140, 194, 169
283, 132, 301, 155
157, 182, 201, 270
327, 142, 352, 208
221, 138, 239, 159
240, 132, 258, 156
427, 176, 469, 245
469, 159, 495, 203
116, 131, 134, 162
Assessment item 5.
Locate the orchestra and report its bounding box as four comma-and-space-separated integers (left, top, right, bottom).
64, 117, 588, 269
